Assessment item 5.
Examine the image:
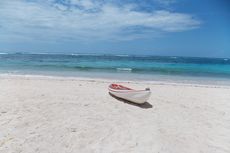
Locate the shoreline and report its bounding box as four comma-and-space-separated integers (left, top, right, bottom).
1, 73, 230, 88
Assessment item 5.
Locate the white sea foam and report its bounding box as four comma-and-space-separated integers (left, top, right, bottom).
116, 68, 132, 72
0, 52, 8, 54
71, 54, 80, 56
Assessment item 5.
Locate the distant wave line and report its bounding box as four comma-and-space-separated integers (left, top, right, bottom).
116, 68, 132, 72
115, 54, 129, 57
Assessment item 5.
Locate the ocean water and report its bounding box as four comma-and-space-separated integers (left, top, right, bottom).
1, 53, 230, 83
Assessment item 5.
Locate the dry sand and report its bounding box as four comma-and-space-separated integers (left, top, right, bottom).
0, 74, 230, 153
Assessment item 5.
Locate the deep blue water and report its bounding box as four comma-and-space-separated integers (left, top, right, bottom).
1, 53, 230, 80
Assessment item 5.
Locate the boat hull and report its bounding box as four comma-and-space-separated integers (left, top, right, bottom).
108, 84, 151, 104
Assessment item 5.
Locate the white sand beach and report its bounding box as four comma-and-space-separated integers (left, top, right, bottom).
0, 74, 230, 153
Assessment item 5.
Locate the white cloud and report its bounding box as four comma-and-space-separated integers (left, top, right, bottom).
69, 0, 95, 9
0, 0, 201, 42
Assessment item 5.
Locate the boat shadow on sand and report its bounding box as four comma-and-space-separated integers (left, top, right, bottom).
109, 93, 153, 109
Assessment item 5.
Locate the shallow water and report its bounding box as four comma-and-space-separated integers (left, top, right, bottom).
1, 53, 230, 84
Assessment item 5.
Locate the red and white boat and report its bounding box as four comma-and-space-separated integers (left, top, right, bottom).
108, 84, 151, 104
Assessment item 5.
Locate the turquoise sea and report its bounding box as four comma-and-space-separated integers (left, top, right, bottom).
1, 53, 230, 84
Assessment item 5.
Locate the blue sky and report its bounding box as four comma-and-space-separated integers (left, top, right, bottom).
0, 0, 229, 57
